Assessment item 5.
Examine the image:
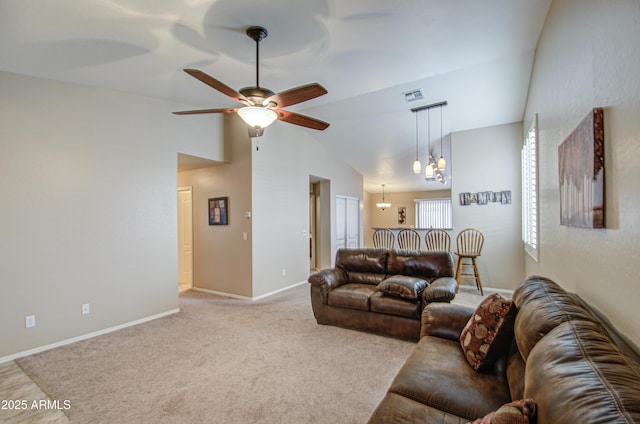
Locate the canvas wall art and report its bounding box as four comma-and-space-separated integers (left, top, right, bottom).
558, 108, 605, 228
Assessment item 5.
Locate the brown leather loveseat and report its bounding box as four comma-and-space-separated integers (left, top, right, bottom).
308, 248, 457, 341
368, 275, 640, 423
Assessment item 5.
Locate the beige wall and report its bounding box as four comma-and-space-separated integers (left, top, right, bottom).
177, 115, 253, 298
522, 0, 640, 349
365, 190, 451, 247
451, 123, 525, 290
0, 71, 222, 359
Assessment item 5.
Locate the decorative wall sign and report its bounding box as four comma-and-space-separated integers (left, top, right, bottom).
209, 197, 228, 225
558, 108, 605, 228
398, 206, 406, 224
460, 191, 511, 206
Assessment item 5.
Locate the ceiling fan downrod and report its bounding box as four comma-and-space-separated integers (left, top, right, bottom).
246, 26, 268, 89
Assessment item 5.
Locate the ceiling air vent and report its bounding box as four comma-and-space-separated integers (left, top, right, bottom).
403, 89, 424, 102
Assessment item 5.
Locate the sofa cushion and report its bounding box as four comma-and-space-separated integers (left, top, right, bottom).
386, 250, 454, 279
525, 319, 640, 424
422, 277, 458, 303
368, 392, 469, 424
388, 335, 511, 421
512, 276, 603, 360
377, 275, 428, 299
370, 292, 421, 319
335, 248, 388, 285
460, 293, 516, 371
327, 283, 376, 311
468, 398, 537, 424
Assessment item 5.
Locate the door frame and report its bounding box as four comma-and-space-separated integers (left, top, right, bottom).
177, 186, 193, 290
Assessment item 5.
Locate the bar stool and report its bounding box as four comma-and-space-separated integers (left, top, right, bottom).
454, 228, 484, 295
397, 229, 421, 250
424, 229, 451, 252
373, 229, 395, 249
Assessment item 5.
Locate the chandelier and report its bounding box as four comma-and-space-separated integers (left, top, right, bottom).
411, 101, 448, 184
376, 184, 391, 210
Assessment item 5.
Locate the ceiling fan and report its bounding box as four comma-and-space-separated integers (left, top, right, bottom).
173, 26, 330, 137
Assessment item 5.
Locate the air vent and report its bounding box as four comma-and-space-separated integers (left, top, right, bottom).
403, 89, 424, 102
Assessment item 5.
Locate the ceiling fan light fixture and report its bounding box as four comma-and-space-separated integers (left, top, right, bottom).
237, 106, 278, 129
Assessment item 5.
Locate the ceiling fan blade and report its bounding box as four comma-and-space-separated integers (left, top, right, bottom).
276, 110, 330, 131
173, 108, 238, 115
266, 83, 328, 108
183, 69, 248, 103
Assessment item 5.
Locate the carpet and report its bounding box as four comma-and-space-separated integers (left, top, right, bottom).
15, 283, 489, 423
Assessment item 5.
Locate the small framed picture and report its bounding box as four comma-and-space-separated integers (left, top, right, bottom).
209, 197, 228, 225
398, 206, 406, 224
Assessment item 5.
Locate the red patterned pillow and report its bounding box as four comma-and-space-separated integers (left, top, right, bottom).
468, 398, 537, 424
460, 293, 516, 371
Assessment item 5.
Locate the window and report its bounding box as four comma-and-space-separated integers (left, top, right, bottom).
415, 198, 452, 229
522, 115, 538, 260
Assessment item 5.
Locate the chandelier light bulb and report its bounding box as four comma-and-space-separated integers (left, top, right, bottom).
425, 163, 435, 178
413, 159, 422, 173
437, 155, 446, 171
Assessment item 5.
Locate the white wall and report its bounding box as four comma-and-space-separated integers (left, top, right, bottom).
451, 123, 525, 290
251, 123, 363, 298
0, 71, 222, 359
522, 0, 640, 349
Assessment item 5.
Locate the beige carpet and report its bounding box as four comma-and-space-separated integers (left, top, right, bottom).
14, 283, 488, 424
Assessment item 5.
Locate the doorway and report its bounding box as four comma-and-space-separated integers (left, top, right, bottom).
177, 186, 193, 292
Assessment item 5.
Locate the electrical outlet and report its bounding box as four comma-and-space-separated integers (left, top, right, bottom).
82, 304, 90, 315
25, 315, 36, 328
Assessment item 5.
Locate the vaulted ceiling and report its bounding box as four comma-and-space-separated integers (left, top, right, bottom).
0, 0, 551, 193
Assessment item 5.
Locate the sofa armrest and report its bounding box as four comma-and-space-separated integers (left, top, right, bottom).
422, 277, 457, 303
420, 302, 475, 341
308, 268, 346, 290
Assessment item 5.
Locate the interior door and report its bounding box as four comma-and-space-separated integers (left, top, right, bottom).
178, 187, 193, 289
336, 195, 359, 250
346, 197, 359, 248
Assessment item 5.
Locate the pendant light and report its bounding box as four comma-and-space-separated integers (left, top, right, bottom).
437, 103, 446, 172
412, 111, 421, 173
376, 184, 391, 210
425, 108, 435, 178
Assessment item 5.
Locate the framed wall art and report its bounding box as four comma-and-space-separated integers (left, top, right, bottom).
208, 197, 228, 225
558, 108, 605, 228
397, 206, 406, 224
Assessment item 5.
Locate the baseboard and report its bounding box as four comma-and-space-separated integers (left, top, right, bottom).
0, 308, 180, 365
193, 280, 307, 301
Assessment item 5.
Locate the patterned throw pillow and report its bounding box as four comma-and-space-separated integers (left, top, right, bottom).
460, 293, 516, 371
467, 398, 537, 424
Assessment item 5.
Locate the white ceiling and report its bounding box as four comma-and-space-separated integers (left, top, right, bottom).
0, 0, 551, 193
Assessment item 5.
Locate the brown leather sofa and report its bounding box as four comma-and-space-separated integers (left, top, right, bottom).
368, 275, 640, 423
308, 248, 457, 341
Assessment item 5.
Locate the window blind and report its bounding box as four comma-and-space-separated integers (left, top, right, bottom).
415, 198, 452, 229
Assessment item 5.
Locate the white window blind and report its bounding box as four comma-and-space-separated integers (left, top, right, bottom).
522, 115, 538, 260
415, 198, 452, 229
